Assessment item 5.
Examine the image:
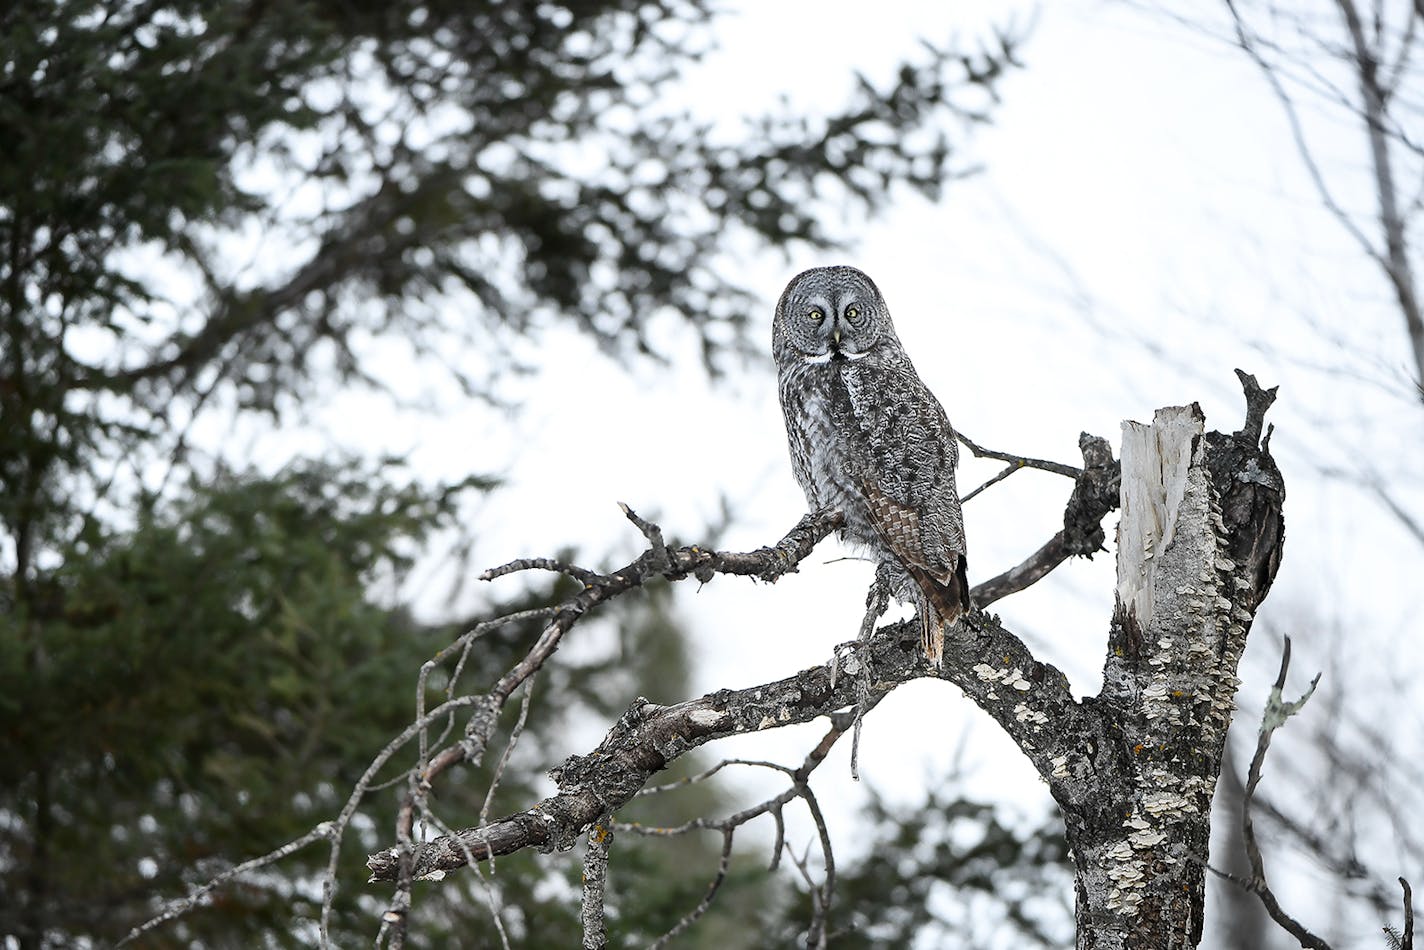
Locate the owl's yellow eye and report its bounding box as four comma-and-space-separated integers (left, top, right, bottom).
808, 309, 825, 323
846, 306, 861, 320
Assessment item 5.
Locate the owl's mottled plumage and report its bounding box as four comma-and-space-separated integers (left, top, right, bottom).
773, 265, 968, 665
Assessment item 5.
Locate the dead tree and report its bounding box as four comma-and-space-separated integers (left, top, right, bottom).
355, 372, 1286, 948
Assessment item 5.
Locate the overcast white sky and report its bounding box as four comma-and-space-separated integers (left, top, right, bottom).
187, 1, 1422, 944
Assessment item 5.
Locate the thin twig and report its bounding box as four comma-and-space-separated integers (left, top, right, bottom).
1222, 0, 1386, 267
636, 757, 781, 798
479, 558, 607, 585
961, 460, 1024, 503
117, 822, 334, 947
1193, 848, 1258, 892
1331, 0, 1424, 397
615, 711, 868, 903
768, 803, 786, 873
796, 778, 835, 950
956, 430, 1081, 479
850, 576, 889, 779
426, 811, 512, 950
416, 607, 557, 769
478, 676, 535, 879
784, 842, 830, 950
646, 829, 734, 949
323, 692, 491, 945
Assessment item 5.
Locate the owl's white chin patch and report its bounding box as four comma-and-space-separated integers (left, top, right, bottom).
801, 349, 870, 364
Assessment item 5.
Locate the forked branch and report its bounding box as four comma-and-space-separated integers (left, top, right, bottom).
366, 435, 1120, 884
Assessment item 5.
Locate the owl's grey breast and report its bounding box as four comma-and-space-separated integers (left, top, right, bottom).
778, 358, 867, 531
778, 347, 963, 573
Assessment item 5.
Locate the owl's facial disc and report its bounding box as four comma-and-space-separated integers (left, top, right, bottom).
780, 274, 881, 363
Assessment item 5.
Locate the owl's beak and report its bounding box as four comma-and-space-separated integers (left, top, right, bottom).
832, 326, 841, 347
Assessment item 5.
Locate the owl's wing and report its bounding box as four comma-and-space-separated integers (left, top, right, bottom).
862, 482, 970, 622
862, 481, 968, 667
852, 366, 967, 572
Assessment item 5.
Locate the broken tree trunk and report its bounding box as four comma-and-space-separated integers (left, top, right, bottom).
1062, 385, 1284, 948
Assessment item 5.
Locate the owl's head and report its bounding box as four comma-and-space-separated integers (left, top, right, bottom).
772, 265, 900, 367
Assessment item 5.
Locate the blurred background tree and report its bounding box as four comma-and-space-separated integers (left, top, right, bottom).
757, 778, 1073, 947
0, 0, 1024, 945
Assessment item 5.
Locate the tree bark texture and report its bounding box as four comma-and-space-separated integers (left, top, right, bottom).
1069, 390, 1283, 948
366, 377, 1285, 950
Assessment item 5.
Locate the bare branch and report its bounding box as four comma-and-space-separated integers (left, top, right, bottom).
647, 829, 733, 949
1366, 477, 1424, 546
402, 506, 846, 828
798, 777, 836, 950
1334, 0, 1424, 396
1219, 0, 1424, 397
318, 691, 491, 943
367, 604, 1088, 882
956, 430, 1082, 479
1389, 876, 1417, 950
580, 818, 614, 950
1240, 636, 1333, 950
479, 558, 608, 586
960, 460, 1023, 503
1222, 0, 1388, 266
973, 532, 1069, 608
784, 841, 831, 950
847, 576, 889, 779
427, 811, 513, 949
117, 822, 334, 947
972, 431, 1119, 607
619, 726, 853, 948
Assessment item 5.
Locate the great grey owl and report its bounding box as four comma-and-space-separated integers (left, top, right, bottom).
774, 265, 969, 666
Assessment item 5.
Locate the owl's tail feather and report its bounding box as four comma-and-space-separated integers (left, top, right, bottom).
908, 557, 970, 668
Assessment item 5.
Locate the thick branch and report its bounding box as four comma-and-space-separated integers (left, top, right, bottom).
368, 609, 1090, 882
1070, 372, 1286, 948
972, 532, 1068, 607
